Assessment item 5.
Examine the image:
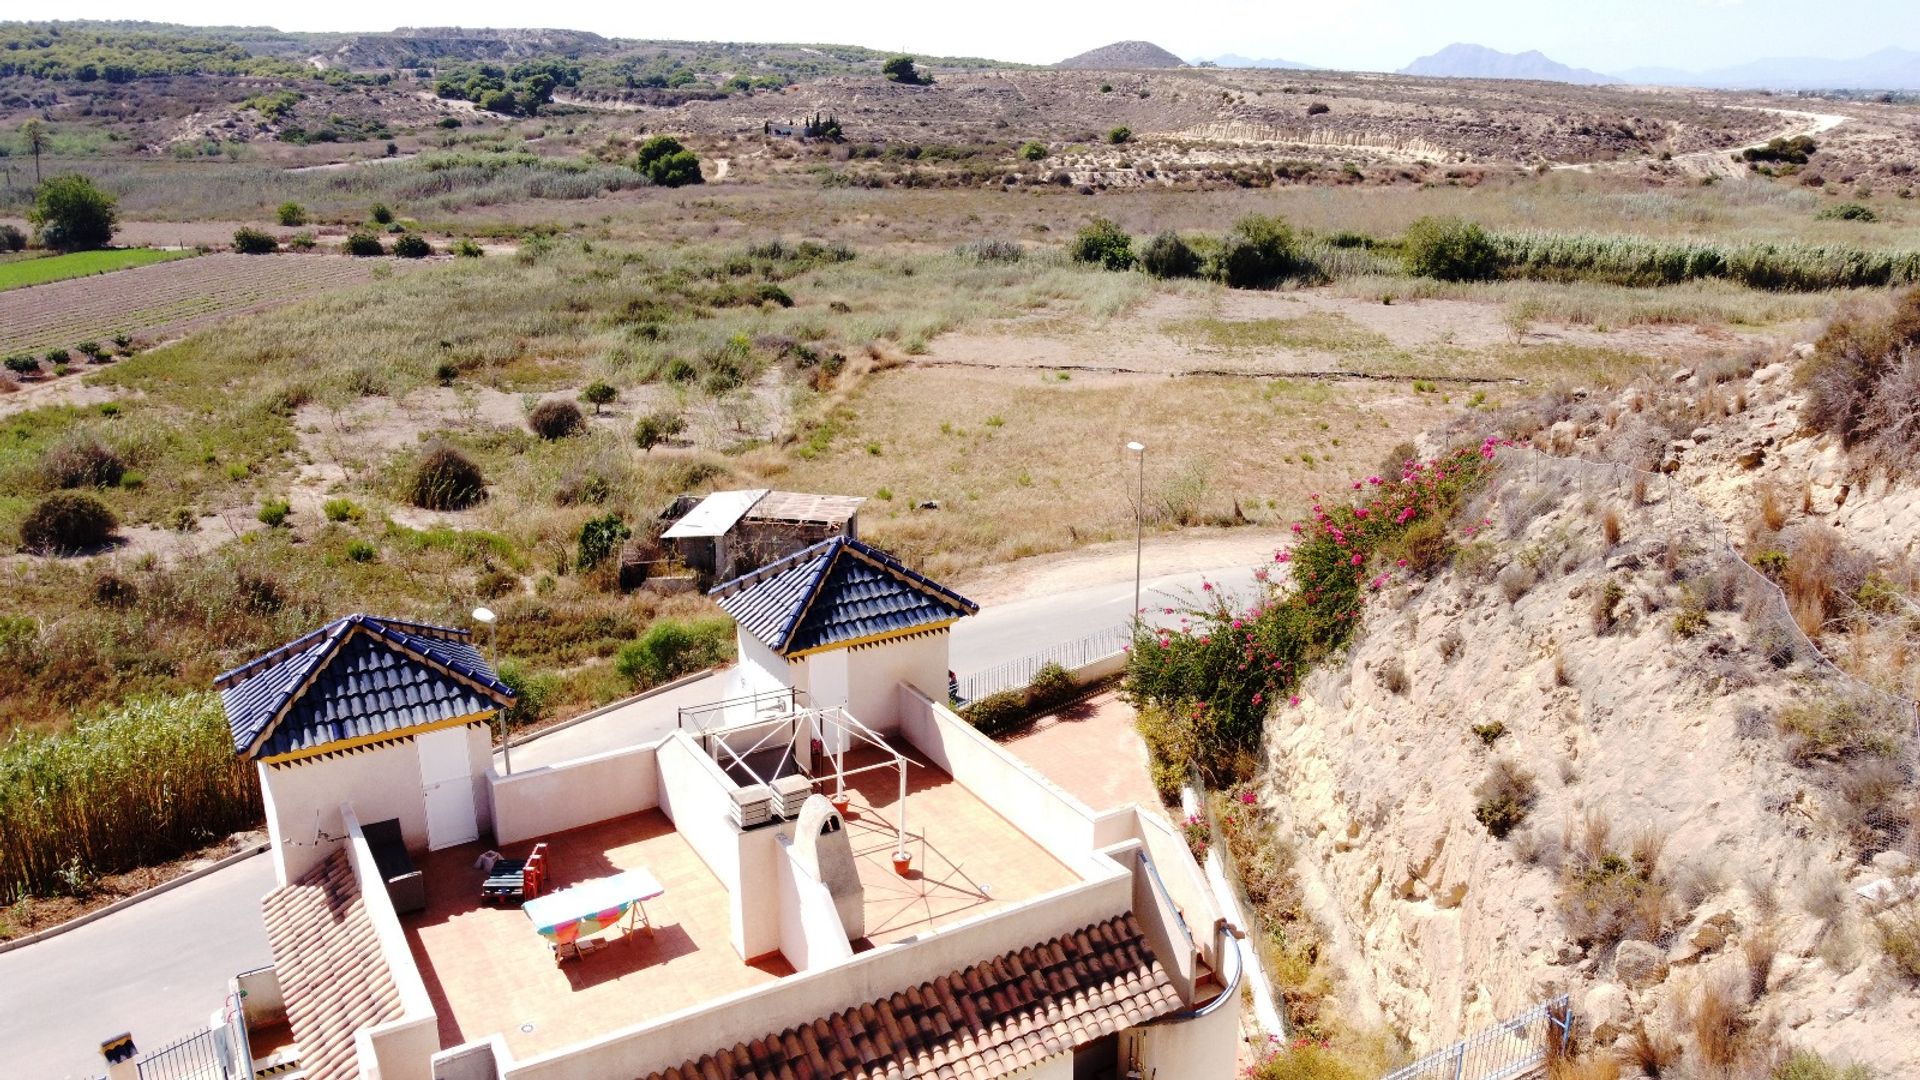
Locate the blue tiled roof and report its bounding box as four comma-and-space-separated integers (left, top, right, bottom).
216, 614, 514, 760
711, 537, 977, 656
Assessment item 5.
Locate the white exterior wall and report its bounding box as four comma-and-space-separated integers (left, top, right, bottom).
259, 721, 494, 884
774, 836, 853, 972
1135, 991, 1240, 1078
830, 630, 951, 735
731, 630, 796, 701
490, 741, 661, 846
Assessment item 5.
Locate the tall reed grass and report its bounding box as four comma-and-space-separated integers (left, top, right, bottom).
1488, 231, 1920, 292
0, 692, 260, 901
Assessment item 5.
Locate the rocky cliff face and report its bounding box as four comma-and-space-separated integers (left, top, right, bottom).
1267, 355, 1920, 1072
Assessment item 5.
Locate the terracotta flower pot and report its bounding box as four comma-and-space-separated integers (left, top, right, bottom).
830, 794, 852, 816
892, 852, 913, 877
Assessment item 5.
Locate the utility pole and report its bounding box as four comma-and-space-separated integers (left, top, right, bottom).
1127, 442, 1145, 628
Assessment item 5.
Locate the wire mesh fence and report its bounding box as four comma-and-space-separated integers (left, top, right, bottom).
955, 623, 1131, 703
134, 1026, 232, 1080
1378, 995, 1572, 1080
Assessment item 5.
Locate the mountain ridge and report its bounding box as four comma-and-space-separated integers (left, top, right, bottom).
1056, 40, 1187, 70
1400, 42, 1620, 86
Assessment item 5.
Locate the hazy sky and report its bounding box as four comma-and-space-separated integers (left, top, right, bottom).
45, 0, 1919, 73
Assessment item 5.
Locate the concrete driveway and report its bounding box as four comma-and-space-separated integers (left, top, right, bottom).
6, 854, 276, 1079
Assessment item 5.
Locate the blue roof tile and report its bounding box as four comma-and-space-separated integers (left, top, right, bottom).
216, 614, 514, 759
711, 537, 977, 656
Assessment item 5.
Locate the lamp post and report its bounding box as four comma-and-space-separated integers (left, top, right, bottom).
1126, 442, 1145, 630
473, 606, 508, 775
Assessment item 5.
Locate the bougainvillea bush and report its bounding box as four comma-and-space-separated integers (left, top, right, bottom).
1126, 439, 1503, 783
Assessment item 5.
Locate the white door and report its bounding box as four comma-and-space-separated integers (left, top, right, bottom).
418, 727, 478, 850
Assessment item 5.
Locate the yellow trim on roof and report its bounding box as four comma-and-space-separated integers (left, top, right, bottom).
258, 709, 494, 766
784, 620, 957, 660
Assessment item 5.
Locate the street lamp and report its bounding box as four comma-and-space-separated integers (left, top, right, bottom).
1126, 442, 1145, 630
473, 606, 508, 776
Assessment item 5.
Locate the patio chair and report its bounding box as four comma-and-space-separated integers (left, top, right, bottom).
481, 842, 548, 905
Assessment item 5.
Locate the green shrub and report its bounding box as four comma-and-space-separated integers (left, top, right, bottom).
576, 512, 631, 571
452, 237, 484, 258
287, 231, 316, 250
1211, 214, 1302, 288
1019, 141, 1047, 161
343, 231, 385, 257
496, 659, 558, 730
964, 689, 1029, 735
1140, 231, 1200, 279
391, 233, 432, 258
1771, 1049, 1873, 1080
0, 223, 25, 251
44, 348, 69, 366
1027, 661, 1077, 709
882, 56, 931, 85
344, 538, 378, 563
276, 201, 307, 226
231, 226, 277, 254
370, 202, 395, 224
40, 433, 124, 489
322, 497, 363, 522
1403, 216, 1500, 281
580, 380, 617, 413
408, 440, 486, 510
615, 616, 734, 686
257, 498, 291, 527
635, 408, 687, 451
19, 492, 118, 553
527, 399, 584, 440
1471, 720, 1507, 746
76, 341, 106, 362
956, 238, 1024, 262
1107, 126, 1132, 145
636, 135, 703, 187
1817, 202, 1877, 222
4, 355, 37, 375
28, 174, 117, 251
1069, 216, 1134, 270
1743, 135, 1816, 164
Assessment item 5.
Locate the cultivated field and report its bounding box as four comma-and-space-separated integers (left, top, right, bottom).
0, 248, 191, 291
0, 252, 406, 358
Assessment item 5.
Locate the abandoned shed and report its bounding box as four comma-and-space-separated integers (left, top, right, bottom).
661, 489, 864, 584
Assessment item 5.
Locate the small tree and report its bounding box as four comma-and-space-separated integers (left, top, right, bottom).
1069, 217, 1134, 271
527, 399, 584, 440
391, 233, 432, 258
576, 513, 632, 571
1107, 126, 1132, 145
1211, 214, 1301, 289
232, 226, 277, 254
22, 118, 45, 184
343, 231, 385, 257
1019, 141, 1047, 161
636, 135, 703, 188
276, 201, 307, 226
580, 380, 617, 414
20, 492, 118, 553
1402, 216, 1500, 282
882, 56, 931, 85
635, 408, 686, 451
28, 174, 117, 252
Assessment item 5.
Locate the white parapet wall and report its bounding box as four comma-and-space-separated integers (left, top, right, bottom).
774, 835, 854, 973
489, 741, 661, 846
340, 804, 440, 1080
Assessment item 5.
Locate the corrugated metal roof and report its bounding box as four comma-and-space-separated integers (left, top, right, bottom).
661, 489, 770, 539
217, 614, 513, 759
743, 491, 865, 526
712, 537, 977, 656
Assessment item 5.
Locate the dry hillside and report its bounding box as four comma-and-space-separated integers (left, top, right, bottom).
1269, 334, 1920, 1072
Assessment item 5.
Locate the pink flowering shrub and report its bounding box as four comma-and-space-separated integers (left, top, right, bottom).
1126, 441, 1501, 781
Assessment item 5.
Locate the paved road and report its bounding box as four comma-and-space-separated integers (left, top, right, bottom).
6, 854, 277, 1079
13, 555, 1267, 1073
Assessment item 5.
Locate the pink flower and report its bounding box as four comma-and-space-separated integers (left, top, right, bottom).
1239, 790, 1257, 804
1202, 581, 1214, 592
1396, 558, 1408, 568
1277, 551, 1292, 563
1289, 695, 1301, 707
1350, 553, 1363, 566
1231, 619, 1243, 629
1368, 475, 1383, 485
1352, 481, 1363, 490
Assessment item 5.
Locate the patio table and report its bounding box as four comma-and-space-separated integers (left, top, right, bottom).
522, 868, 664, 962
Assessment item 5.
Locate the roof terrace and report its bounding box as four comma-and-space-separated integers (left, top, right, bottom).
403, 740, 1075, 1059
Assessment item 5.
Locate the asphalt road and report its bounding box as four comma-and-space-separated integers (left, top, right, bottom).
6, 854, 277, 1079
11, 559, 1266, 1075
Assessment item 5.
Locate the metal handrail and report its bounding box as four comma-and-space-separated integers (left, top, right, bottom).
677, 686, 806, 731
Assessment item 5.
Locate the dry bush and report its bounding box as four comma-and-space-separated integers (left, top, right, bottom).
1591, 578, 1626, 634
1601, 507, 1622, 546
1757, 483, 1788, 532
527, 399, 585, 440
1628, 1019, 1680, 1076
1438, 629, 1464, 662
1552, 648, 1571, 687
1560, 812, 1669, 946
1378, 656, 1409, 695
1547, 1057, 1621, 1080
1875, 901, 1920, 981
1778, 524, 1872, 638
40, 432, 126, 490
408, 440, 487, 510
1800, 287, 1920, 456
1500, 561, 1539, 603
1686, 972, 1750, 1068
1475, 757, 1539, 839
1743, 924, 1778, 999
1833, 757, 1910, 855
1773, 696, 1902, 765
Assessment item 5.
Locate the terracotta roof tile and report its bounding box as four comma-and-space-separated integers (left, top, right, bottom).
641, 914, 1177, 1080
260, 850, 405, 1080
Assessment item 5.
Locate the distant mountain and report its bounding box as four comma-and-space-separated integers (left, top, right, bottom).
1615, 47, 1920, 90
1199, 53, 1314, 70
1400, 43, 1621, 86
1056, 41, 1187, 70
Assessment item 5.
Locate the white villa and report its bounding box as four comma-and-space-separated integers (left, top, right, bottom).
192, 537, 1240, 1080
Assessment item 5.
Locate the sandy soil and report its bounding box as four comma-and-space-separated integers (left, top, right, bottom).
0, 373, 140, 420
